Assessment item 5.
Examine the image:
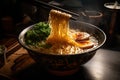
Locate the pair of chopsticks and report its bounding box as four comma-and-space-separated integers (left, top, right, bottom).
33, 0, 80, 20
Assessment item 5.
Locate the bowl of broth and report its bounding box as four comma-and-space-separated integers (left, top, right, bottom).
18, 9, 106, 76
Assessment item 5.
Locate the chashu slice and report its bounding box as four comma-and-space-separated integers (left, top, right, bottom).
73, 32, 94, 49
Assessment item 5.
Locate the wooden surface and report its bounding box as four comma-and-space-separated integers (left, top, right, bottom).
0, 37, 120, 80
0, 37, 35, 80
11, 48, 120, 80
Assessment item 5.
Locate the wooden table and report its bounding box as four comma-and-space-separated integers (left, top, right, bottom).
0, 39, 120, 80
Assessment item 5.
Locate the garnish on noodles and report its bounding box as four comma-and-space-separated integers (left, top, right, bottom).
25, 9, 98, 55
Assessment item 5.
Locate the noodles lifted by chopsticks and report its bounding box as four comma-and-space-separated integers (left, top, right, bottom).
46, 9, 72, 45
46, 9, 94, 49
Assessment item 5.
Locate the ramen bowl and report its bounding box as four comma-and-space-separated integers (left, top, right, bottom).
18, 20, 106, 76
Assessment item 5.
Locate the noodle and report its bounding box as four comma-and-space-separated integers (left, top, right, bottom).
46, 9, 71, 45
46, 9, 95, 51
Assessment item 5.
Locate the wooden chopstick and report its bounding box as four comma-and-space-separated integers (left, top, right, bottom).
33, 0, 79, 20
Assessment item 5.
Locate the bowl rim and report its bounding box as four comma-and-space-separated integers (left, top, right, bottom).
18, 21, 106, 56
104, 2, 120, 10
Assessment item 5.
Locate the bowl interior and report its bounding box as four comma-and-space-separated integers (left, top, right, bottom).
18, 20, 106, 55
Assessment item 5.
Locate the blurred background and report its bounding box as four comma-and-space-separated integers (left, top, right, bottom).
0, 0, 120, 51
